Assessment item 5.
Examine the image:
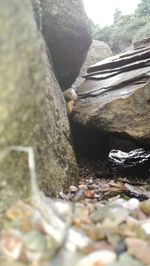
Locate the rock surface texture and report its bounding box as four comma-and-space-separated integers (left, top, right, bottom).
0, 0, 78, 212
41, 0, 92, 90
32, 0, 42, 30
72, 40, 150, 153
72, 40, 112, 88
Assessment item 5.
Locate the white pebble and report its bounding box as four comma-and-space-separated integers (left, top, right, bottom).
123, 198, 139, 210
141, 222, 150, 235
75, 250, 117, 266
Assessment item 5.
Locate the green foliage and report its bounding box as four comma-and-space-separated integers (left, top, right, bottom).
135, 0, 150, 17
133, 21, 150, 41
92, 25, 113, 43
113, 8, 122, 25
91, 0, 150, 54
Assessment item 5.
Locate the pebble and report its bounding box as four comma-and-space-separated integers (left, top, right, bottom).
123, 198, 140, 211
1, 229, 23, 260
79, 185, 88, 191
75, 250, 117, 266
23, 231, 47, 251
126, 238, 150, 265
141, 222, 150, 235
140, 200, 150, 215
69, 186, 78, 193
85, 190, 95, 198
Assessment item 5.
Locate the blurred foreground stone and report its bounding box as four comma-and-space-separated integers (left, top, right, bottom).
0, 0, 78, 212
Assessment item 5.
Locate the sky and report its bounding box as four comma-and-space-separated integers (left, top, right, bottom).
82, 0, 141, 27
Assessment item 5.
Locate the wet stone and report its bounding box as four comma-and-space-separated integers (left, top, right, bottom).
109, 149, 150, 180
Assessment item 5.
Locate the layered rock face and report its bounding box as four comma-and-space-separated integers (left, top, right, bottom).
72, 41, 150, 156
0, 0, 78, 211
72, 40, 112, 88
42, 0, 92, 90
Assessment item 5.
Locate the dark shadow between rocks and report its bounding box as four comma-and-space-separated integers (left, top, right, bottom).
108, 131, 150, 152
70, 119, 150, 161
69, 119, 150, 186
70, 120, 110, 160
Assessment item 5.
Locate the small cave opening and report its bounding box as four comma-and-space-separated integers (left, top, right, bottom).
70, 120, 150, 182
70, 120, 144, 161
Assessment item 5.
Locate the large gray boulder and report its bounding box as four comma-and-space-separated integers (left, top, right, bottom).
41, 0, 92, 90
0, 0, 78, 212
32, 0, 42, 30
72, 44, 150, 155
72, 40, 112, 88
